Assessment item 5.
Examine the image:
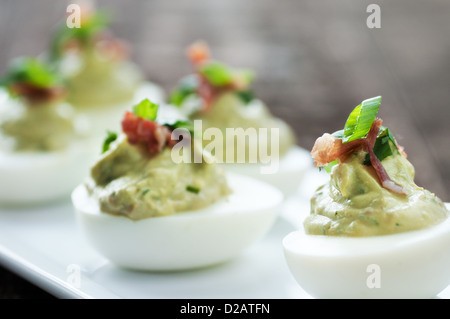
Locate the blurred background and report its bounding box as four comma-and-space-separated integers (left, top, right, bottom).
0, 0, 449, 298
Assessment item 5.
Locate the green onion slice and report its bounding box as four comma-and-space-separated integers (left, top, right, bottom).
186, 185, 200, 194
0, 57, 61, 89
102, 131, 118, 154
199, 61, 234, 87
343, 96, 382, 143
133, 99, 159, 121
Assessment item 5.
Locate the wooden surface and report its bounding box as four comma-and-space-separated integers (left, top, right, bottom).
0, 0, 449, 299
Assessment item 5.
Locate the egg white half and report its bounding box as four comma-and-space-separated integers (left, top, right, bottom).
72, 172, 283, 271
283, 203, 450, 299
0, 138, 98, 205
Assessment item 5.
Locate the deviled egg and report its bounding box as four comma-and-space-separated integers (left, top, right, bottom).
283, 96, 450, 298
0, 57, 97, 205
72, 99, 283, 271
168, 41, 311, 197
48, 3, 164, 140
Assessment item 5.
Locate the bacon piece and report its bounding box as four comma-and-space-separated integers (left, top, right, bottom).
363, 119, 407, 195
8, 82, 66, 104
121, 111, 173, 154
187, 41, 211, 66
311, 118, 407, 195
186, 41, 252, 112
310, 133, 363, 167
197, 75, 229, 112
186, 42, 216, 111
95, 33, 130, 61
396, 142, 407, 158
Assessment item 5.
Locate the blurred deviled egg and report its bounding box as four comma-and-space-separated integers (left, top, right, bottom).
283, 96, 450, 298
168, 41, 311, 197
72, 99, 283, 271
0, 57, 97, 205
47, 3, 164, 140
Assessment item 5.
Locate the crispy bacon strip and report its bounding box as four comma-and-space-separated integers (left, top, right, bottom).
311, 118, 407, 195
121, 111, 182, 155
8, 82, 66, 104
187, 41, 211, 66
311, 133, 363, 167
186, 41, 217, 111
185, 41, 245, 112
363, 119, 407, 195
94, 33, 130, 61
62, 1, 129, 61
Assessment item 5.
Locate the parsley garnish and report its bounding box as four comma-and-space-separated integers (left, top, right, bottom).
49, 10, 110, 61
169, 75, 199, 107
363, 126, 399, 166
133, 99, 159, 121
0, 57, 61, 89
199, 61, 234, 86
323, 96, 400, 173
163, 120, 194, 135
235, 90, 254, 104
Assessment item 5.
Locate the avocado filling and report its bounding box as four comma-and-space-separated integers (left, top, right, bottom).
305, 151, 448, 236
86, 136, 231, 220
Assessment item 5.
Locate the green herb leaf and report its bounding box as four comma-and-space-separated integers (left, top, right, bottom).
0, 57, 60, 89
235, 90, 254, 104
331, 129, 345, 139
102, 131, 118, 154
324, 160, 338, 173
343, 96, 382, 143
49, 10, 110, 61
199, 61, 234, 86
133, 99, 159, 121
186, 185, 200, 194
363, 126, 398, 165
163, 120, 195, 135
169, 75, 199, 107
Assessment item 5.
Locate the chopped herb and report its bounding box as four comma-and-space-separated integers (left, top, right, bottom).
163, 120, 195, 135
102, 131, 118, 153
199, 61, 234, 87
133, 99, 159, 121
363, 126, 399, 166
343, 96, 382, 143
235, 90, 254, 104
0, 57, 61, 89
169, 74, 199, 107
331, 129, 344, 139
186, 185, 200, 194
49, 10, 110, 61
142, 189, 150, 195
324, 160, 338, 173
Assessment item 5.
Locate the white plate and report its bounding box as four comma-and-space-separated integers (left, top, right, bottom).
0, 171, 449, 299
0, 195, 311, 299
